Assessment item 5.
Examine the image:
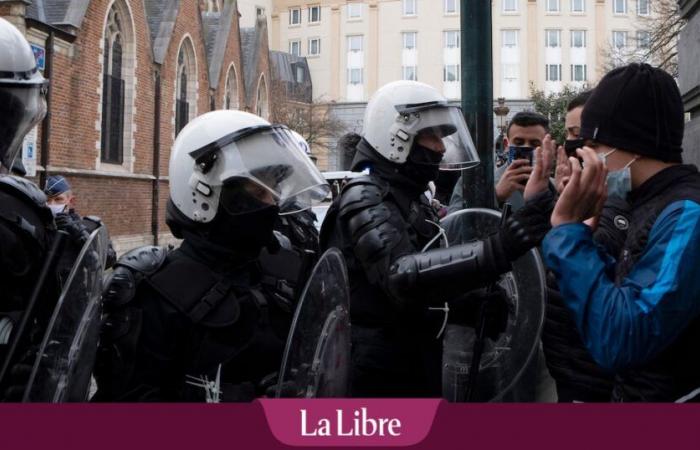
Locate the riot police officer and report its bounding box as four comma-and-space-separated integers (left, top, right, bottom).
94, 110, 329, 402
0, 17, 55, 399
320, 81, 555, 397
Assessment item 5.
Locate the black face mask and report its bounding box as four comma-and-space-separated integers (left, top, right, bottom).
206, 200, 280, 257
564, 138, 585, 158
400, 143, 443, 188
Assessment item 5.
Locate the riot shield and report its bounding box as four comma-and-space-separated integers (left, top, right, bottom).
275, 248, 351, 398
23, 226, 109, 402
440, 208, 546, 402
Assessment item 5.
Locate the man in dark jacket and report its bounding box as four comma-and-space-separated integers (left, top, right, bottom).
94, 110, 329, 402
537, 63, 700, 402
321, 80, 555, 397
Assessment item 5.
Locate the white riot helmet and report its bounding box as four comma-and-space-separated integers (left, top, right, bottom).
169, 110, 329, 223
0, 18, 48, 172
362, 80, 478, 170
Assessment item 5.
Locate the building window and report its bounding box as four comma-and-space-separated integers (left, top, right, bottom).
637, 30, 651, 48
402, 66, 417, 81
256, 75, 269, 119
444, 30, 460, 49
402, 31, 417, 50
223, 65, 239, 110
256, 6, 265, 17
347, 3, 362, 19
503, 64, 519, 82
308, 37, 321, 55
403, 0, 417, 16
309, 5, 321, 23
503, 0, 518, 13
205, 0, 221, 13
444, 0, 458, 14
613, 0, 627, 14
293, 63, 306, 83
175, 40, 196, 136
546, 0, 560, 13
101, 6, 126, 164
612, 30, 628, 48
571, 64, 587, 81
571, 30, 586, 48
571, 0, 585, 12
637, 0, 650, 16
348, 35, 363, 52
289, 7, 301, 25
348, 68, 363, 85
545, 29, 561, 47
546, 64, 562, 81
289, 40, 301, 56
502, 29, 518, 48
444, 65, 460, 82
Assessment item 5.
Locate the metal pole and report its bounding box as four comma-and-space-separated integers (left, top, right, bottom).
461, 0, 495, 209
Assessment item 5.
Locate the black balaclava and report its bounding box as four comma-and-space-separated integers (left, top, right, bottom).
166, 196, 279, 267
351, 138, 442, 195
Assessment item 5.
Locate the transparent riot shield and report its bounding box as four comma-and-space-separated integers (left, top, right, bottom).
275, 248, 351, 398
23, 226, 109, 402
441, 208, 546, 402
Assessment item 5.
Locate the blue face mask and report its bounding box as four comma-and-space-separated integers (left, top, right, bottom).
598, 149, 639, 199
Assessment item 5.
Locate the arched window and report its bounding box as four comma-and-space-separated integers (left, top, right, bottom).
101, 7, 125, 163
223, 65, 239, 110
175, 38, 197, 135
255, 74, 269, 119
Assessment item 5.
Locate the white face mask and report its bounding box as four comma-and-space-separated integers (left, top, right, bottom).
49, 203, 67, 216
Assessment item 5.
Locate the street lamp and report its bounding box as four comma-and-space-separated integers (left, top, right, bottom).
493, 97, 510, 136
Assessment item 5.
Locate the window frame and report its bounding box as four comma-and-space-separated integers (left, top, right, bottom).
402, 65, 417, 81
308, 37, 321, 56
289, 39, 301, 56
403, 0, 417, 16
443, 64, 461, 82
636, 30, 651, 49
289, 7, 302, 25
444, 30, 460, 49
309, 5, 322, 23
545, 29, 561, 48
402, 31, 417, 50
502, 29, 518, 48
637, 0, 650, 16
545, 64, 562, 81
546, 0, 560, 13
444, 0, 458, 15
612, 30, 628, 48
613, 0, 627, 15
571, 64, 587, 82
570, 29, 586, 48
347, 35, 363, 53
571, 0, 585, 13
347, 2, 363, 19
503, 0, 518, 13
348, 68, 363, 85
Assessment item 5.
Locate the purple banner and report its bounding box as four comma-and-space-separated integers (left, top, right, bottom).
0, 402, 699, 449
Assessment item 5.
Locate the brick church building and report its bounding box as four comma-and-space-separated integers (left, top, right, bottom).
0, 0, 305, 252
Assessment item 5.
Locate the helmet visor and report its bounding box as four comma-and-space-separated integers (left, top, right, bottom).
0, 84, 46, 171
193, 126, 330, 215
405, 105, 480, 170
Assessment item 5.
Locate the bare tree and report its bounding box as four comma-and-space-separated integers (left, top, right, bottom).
604, 0, 684, 77
269, 81, 346, 166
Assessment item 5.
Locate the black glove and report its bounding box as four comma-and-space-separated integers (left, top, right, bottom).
493, 189, 556, 261
54, 213, 90, 246
449, 286, 511, 341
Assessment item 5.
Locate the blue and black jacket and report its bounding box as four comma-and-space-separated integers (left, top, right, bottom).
543, 165, 700, 401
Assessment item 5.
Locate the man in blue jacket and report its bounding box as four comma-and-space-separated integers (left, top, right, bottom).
535, 63, 700, 401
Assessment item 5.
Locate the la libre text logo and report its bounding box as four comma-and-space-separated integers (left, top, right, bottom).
300, 407, 402, 437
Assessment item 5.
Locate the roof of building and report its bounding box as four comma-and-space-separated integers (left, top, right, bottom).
269, 50, 312, 103
201, 0, 238, 89
26, 0, 90, 31
144, 0, 180, 64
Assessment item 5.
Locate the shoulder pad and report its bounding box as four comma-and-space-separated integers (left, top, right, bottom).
0, 175, 52, 222
116, 246, 168, 276
82, 215, 104, 229
338, 175, 387, 218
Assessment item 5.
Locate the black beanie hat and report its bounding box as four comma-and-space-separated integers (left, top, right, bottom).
580, 63, 684, 163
